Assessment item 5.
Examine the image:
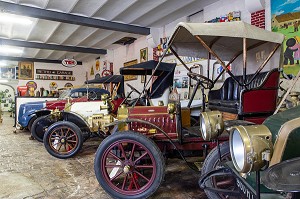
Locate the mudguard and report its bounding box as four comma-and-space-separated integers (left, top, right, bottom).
262, 157, 300, 192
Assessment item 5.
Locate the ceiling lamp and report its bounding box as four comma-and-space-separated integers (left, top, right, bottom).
0, 45, 23, 54
0, 13, 33, 25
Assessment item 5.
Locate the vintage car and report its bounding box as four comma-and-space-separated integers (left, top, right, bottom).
29, 76, 125, 142
199, 105, 300, 199
17, 86, 110, 131
41, 61, 180, 159
93, 21, 285, 199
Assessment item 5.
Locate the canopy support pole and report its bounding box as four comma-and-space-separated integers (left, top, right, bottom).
243, 38, 247, 85
195, 35, 242, 86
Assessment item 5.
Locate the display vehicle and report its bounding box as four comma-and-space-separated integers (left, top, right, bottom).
28, 75, 125, 142
93, 21, 285, 199
199, 105, 300, 199
42, 61, 179, 159
17, 87, 110, 132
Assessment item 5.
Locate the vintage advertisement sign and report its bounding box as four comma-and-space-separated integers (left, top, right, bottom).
62, 58, 77, 67
36, 69, 73, 76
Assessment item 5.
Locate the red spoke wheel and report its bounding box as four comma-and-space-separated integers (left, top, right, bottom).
201, 142, 238, 199
94, 131, 165, 199
43, 121, 83, 159
31, 115, 53, 142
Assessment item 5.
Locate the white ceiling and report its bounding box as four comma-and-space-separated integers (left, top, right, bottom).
0, 0, 217, 63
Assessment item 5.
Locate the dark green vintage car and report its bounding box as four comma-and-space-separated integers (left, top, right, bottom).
199, 106, 300, 199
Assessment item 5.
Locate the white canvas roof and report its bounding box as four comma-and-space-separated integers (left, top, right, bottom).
168, 21, 285, 61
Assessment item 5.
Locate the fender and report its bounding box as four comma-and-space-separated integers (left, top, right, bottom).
29, 109, 52, 117
61, 111, 90, 132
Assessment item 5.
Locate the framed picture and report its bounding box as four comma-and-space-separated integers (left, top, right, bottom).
123, 59, 138, 81
140, 47, 148, 63
18, 62, 34, 80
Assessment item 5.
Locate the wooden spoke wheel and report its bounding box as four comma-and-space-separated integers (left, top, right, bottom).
43, 121, 83, 159
94, 131, 165, 199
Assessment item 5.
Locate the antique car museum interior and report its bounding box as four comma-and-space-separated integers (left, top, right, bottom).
1, 0, 300, 198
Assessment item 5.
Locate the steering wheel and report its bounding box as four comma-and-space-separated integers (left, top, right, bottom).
88, 91, 97, 100
126, 83, 141, 95
187, 72, 214, 90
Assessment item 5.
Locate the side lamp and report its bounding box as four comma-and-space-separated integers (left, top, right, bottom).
200, 111, 224, 141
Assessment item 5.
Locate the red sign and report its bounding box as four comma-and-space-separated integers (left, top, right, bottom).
62, 58, 77, 67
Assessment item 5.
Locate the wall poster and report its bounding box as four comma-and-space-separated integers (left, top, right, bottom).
271, 0, 300, 75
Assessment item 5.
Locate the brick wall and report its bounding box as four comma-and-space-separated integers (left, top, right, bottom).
251, 10, 265, 29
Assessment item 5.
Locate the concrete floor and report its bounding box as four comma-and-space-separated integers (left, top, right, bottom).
0, 113, 208, 199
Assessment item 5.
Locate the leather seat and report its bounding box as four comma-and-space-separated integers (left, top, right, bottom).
208, 69, 280, 116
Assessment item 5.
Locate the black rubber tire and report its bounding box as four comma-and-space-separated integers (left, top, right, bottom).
31, 115, 52, 142
201, 142, 236, 199
94, 131, 165, 199
27, 115, 37, 132
43, 121, 83, 159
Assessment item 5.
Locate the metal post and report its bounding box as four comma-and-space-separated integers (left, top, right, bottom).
256, 171, 261, 199
243, 38, 247, 85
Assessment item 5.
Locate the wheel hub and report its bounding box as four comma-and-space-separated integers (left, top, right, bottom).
60, 137, 66, 144
123, 165, 131, 174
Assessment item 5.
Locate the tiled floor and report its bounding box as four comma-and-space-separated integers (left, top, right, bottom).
0, 113, 207, 199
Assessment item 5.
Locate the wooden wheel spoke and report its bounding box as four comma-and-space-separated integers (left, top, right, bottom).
110, 170, 123, 181
66, 143, 74, 151
131, 174, 140, 190
57, 143, 63, 151
134, 152, 148, 164
67, 134, 76, 139
118, 143, 127, 161
135, 165, 154, 169
105, 164, 122, 168
51, 141, 60, 147
121, 174, 128, 190
134, 170, 150, 182
67, 140, 77, 143
108, 152, 123, 163
129, 144, 136, 161
65, 128, 71, 137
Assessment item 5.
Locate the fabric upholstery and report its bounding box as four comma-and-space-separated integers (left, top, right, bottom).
208, 69, 279, 115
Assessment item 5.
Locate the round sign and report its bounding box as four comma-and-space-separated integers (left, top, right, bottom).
62, 58, 77, 68
102, 69, 112, 77
26, 81, 37, 90
49, 82, 58, 91
64, 82, 73, 88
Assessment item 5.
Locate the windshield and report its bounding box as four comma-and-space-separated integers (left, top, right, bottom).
58, 89, 71, 99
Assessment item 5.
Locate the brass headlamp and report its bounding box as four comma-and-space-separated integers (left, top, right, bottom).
200, 111, 224, 141
230, 125, 273, 173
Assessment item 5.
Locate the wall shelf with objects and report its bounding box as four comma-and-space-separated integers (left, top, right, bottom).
35, 75, 75, 81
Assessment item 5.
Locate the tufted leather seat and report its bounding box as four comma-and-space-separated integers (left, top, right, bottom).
208, 69, 280, 119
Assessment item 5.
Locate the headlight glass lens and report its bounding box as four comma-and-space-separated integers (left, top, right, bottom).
231, 129, 245, 171
200, 115, 207, 140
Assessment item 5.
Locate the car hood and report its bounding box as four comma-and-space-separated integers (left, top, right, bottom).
263, 106, 300, 143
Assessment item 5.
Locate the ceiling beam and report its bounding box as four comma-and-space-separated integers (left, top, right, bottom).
0, 55, 83, 65
0, 38, 107, 55
0, 2, 150, 35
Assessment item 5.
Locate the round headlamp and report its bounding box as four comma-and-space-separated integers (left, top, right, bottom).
230, 125, 273, 173
200, 111, 224, 141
